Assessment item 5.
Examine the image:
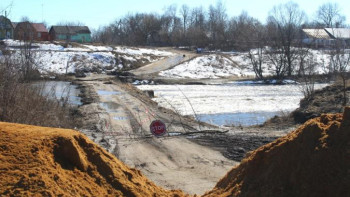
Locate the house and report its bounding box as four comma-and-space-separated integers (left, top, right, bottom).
324, 28, 350, 46
12, 22, 18, 29
14, 22, 49, 41
0, 15, 14, 39
302, 29, 334, 48
49, 26, 91, 43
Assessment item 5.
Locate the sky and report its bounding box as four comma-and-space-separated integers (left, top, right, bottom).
1, 0, 350, 30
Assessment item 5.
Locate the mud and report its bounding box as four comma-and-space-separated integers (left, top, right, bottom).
293, 82, 350, 123
188, 133, 278, 161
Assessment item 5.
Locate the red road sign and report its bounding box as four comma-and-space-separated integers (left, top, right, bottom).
150, 120, 167, 136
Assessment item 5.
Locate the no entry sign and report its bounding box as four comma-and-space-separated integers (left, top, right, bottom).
150, 120, 167, 136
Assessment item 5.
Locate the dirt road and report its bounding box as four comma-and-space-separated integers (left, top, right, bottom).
130, 50, 197, 76
77, 75, 237, 195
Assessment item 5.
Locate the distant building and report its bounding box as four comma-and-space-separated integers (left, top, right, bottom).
14, 22, 49, 41
325, 28, 350, 46
0, 15, 14, 39
302, 28, 350, 48
302, 29, 334, 48
49, 26, 91, 43
11, 22, 18, 29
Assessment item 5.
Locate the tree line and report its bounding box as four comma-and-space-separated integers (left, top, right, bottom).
93, 1, 348, 50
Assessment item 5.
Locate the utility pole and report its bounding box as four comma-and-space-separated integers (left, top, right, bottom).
41, 0, 44, 22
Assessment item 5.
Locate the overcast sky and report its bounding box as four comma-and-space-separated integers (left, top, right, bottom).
1, 0, 349, 30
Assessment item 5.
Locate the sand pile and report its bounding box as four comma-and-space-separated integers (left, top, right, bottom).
204, 107, 350, 197
0, 122, 187, 197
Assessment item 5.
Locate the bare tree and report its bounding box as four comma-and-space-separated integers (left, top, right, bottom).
179, 4, 189, 45
56, 21, 86, 26
329, 41, 350, 106
267, 2, 306, 77
208, 0, 227, 49
238, 13, 267, 79
316, 2, 346, 28
180, 5, 189, 34
228, 11, 263, 51
298, 48, 317, 98
187, 6, 207, 47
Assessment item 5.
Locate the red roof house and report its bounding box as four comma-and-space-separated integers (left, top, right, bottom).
14, 22, 49, 41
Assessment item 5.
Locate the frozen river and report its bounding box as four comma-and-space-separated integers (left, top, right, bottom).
137, 82, 328, 126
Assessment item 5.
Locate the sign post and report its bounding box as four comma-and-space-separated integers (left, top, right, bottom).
150, 120, 167, 137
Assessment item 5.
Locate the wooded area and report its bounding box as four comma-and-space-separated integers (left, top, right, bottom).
93, 1, 348, 50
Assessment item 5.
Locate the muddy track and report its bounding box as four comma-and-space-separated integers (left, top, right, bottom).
189, 133, 278, 161
74, 74, 296, 194
74, 74, 238, 195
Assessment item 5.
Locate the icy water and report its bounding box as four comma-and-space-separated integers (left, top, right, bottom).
137, 82, 328, 126
32, 81, 82, 105
197, 112, 280, 127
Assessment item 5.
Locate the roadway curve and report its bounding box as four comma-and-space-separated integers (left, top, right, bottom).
130, 50, 197, 76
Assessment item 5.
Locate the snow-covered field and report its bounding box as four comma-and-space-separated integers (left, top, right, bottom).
137, 83, 329, 126
159, 49, 338, 79
1, 39, 173, 74
159, 54, 252, 79
159, 54, 251, 79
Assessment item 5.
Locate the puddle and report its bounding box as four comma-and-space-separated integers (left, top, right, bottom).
166, 55, 184, 65
113, 116, 129, 120
197, 112, 279, 127
99, 102, 120, 112
167, 132, 182, 136
32, 81, 82, 105
132, 107, 142, 112
97, 90, 122, 96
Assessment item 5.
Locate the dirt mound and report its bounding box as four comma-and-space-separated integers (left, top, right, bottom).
0, 122, 187, 197
204, 107, 350, 197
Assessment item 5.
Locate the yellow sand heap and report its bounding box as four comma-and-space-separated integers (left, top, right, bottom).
203, 107, 350, 197
0, 122, 188, 197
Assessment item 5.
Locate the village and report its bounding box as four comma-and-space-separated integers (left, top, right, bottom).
0, 15, 91, 43
0, 1, 350, 196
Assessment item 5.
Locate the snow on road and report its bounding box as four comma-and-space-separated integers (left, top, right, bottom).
159, 54, 246, 78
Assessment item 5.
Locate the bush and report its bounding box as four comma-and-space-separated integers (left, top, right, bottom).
0, 45, 79, 128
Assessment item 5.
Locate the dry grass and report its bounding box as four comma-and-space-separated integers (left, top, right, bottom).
0, 48, 80, 128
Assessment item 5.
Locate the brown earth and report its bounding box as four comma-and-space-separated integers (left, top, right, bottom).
293, 82, 350, 123
203, 107, 350, 197
0, 122, 187, 197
